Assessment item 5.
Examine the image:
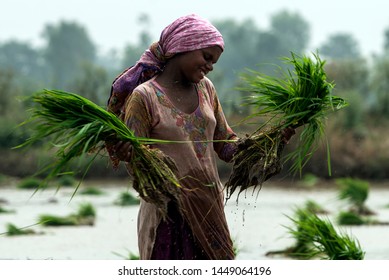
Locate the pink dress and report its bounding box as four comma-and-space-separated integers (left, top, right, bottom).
123, 76, 238, 259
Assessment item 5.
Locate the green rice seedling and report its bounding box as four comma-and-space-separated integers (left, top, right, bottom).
0, 174, 8, 185
75, 202, 96, 225
114, 191, 140, 206
56, 174, 76, 187
80, 186, 105, 195
226, 52, 347, 199
304, 199, 328, 215
301, 173, 319, 187
337, 211, 365, 226
287, 208, 365, 260
15, 89, 182, 216
112, 250, 140, 260
38, 202, 96, 226
0, 206, 15, 214
16, 177, 42, 189
38, 214, 79, 226
76, 202, 96, 218
336, 177, 375, 215
5, 223, 36, 236
266, 207, 317, 259
337, 211, 389, 226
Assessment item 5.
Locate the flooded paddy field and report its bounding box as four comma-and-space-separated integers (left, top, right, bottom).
1, 180, 388, 260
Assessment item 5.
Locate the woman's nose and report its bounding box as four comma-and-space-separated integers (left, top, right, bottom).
206, 61, 213, 71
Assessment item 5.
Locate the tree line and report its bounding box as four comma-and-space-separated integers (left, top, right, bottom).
1, 10, 389, 180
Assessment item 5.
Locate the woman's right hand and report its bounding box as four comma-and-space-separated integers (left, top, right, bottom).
111, 141, 133, 162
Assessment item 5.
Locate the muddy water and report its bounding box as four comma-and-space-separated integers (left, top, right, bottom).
1, 181, 388, 260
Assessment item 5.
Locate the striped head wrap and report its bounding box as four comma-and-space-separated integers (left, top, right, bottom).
107, 14, 224, 117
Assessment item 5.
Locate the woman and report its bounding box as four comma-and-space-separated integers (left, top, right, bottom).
107, 14, 291, 260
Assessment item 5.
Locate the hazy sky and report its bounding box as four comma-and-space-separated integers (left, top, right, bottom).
1, 0, 388, 57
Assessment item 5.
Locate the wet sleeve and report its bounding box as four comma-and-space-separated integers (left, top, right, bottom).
210, 84, 239, 162
123, 89, 152, 138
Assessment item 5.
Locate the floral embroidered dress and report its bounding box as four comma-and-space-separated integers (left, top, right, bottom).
123, 76, 238, 259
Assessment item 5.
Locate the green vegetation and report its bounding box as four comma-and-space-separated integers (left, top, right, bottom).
80, 186, 105, 195
113, 250, 140, 260
0, 205, 15, 214
1, 12, 389, 181
337, 211, 365, 226
336, 178, 375, 215
38, 202, 96, 226
56, 174, 76, 187
16, 177, 42, 189
5, 223, 36, 236
16, 89, 181, 215
226, 53, 347, 198
114, 191, 140, 206
267, 207, 365, 260
303, 199, 328, 215
300, 173, 320, 187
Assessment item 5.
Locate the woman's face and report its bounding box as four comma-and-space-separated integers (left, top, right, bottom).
175, 46, 223, 83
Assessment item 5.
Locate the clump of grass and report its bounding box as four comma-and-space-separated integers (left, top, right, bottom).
15, 89, 182, 216
301, 173, 319, 187
337, 211, 389, 226
336, 177, 375, 215
80, 186, 105, 195
38, 202, 96, 226
0, 206, 15, 214
304, 199, 328, 215
267, 207, 365, 260
226, 52, 347, 199
5, 223, 36, 236
38, 215, 79, 226
113, 250, 140, 260
337, 211, 365, 226
114, 191, 140, 206
16, 177, 42, 189
56, 174, 76, 187
0, 174, 10, 185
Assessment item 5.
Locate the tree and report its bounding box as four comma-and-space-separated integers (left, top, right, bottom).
269, 10, 310, 55
324, 59, 368, 130
384, 28, 389, 55
0, 40, 48, 83
213, 18, 263, 106
369, 57, 389, 117
319, 33, 361, 60
0, 69, 16, 116
42, 21, 96, 89
70, 62, 110, 106
121, 13, 152, 69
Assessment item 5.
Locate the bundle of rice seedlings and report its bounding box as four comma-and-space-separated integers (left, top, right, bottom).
16, 89, 181, 216
226, 52, 347, 199
336, 177, 375, 215
38, 202, 96, 226
114, 191, 140, 206
5, 223, 37, 236
285, 208, 365, 260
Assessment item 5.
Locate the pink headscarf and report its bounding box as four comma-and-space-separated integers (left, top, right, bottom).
107, 14, 224, 116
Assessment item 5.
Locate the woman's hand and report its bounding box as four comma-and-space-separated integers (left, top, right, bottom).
111, 141, 133, 162
281, 127, 295, 144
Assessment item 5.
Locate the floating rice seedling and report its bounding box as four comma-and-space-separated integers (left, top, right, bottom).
0, 206, 15, 214
5, 223, 37, 236
80, 186, 105, 196
112, 250, 140, 260
267, 207, 365, 260
38, 202, 96, 226
226, 52, 347, 199
336, 177, 375, 215
114, 191, 140, 206
16, 89, 181, 216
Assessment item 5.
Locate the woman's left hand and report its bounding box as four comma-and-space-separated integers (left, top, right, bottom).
281, 127, 295, 144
